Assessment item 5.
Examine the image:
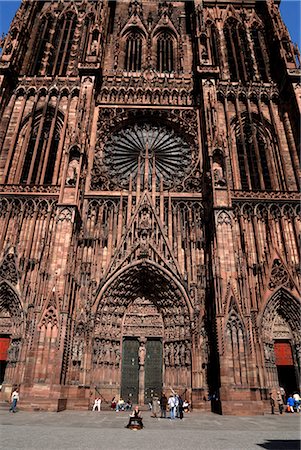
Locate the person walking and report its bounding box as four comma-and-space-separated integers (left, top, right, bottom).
279, 386, 286, 405
175, 394, 179, 418
269, 392, 275, 414
92, 397, 101, 411
160, 393, 167, 418
168, 393, 176, 420
151, 395, 160, 418
9, 388, 19, 413
178, 395, 184, 419
276, 391, 284, 414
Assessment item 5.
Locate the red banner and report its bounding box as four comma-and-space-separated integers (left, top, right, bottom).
0, 337, 10, 360
274, 341, 294, 366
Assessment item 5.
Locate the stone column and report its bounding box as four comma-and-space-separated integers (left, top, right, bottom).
138, 338, 146, 405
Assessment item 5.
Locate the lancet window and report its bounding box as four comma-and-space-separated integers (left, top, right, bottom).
124, 30, 143, 72
48, 13, 77, 76
235, 116, 272, 191
81, 15, 94, 59
199, 22, 220, 66
210, 24, 220, 66
30, 15, 54, 75
20, 108, 62, 185
29, 12, 77, 76
224, 19, 254, 82
157, 32, 174, 73
250, 27, 270, 81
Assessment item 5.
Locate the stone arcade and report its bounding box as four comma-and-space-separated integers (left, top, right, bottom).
0, 0, 300, 415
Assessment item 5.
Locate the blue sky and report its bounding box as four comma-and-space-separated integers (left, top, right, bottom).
0, 1, 300, 47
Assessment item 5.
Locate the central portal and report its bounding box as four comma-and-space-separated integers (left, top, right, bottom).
121, 297, 163, 404
121, 337, 163, 404
93, 266, 193, 404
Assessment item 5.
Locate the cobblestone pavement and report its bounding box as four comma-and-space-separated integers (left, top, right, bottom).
0, 410, 300, 450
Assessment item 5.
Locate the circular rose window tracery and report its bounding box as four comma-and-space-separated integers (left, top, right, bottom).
102, 124, 192, 190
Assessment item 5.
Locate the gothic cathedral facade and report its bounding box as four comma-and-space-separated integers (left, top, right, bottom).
0, 0, 300, 414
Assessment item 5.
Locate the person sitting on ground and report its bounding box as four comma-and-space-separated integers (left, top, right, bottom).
125, 399, 132, 411
116, 398, 125, 412
287, 395, 295, 413
293, 393, 301, 412
111, 397, 116, 410
126, 405, 143, 429
183, 399, 190, 413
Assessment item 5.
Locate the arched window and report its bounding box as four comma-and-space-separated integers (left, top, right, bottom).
30, 15, 54, 75
224, 19, 254, 81
210, 24, 219, 66
251, 27, 269, 81
204, 22, 220, 66
20, 108, 62, 185
226, 310, 248, 386
48, 13, 77, 76
235, 115, 272, 191
124, 30, 142, 72
81, 15, 93, 59
157, 32, 174, 73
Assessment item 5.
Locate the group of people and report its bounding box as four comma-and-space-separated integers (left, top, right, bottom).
111, 397, 132, 412
269, 389, 301, 414
286, 393, 301, 413
125, 391, 189, 430
150, 392, 189, 420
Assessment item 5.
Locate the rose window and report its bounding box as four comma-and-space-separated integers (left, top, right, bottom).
102, 124, 192, 189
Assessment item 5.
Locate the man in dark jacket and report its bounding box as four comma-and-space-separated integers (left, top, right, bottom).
178, 395, 184, 419
160, 393, 168, 418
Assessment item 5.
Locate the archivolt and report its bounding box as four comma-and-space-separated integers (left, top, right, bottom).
0, 280, 24, 337
93, 260, 192, 340
259, 287, 301, 343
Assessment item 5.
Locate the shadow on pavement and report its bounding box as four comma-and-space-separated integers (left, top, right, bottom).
257, 440, 300, 450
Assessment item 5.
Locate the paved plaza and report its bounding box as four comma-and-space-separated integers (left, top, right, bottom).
0, 409, 300, 450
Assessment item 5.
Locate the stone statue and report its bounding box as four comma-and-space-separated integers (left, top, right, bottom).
164, 343, 170, 366
185, 341, 191, 366
180, 342, 186, 366
213, 161, 226, 187
138, 342, 146, 366
90, 39, 98, 56
66, 158, 79, 186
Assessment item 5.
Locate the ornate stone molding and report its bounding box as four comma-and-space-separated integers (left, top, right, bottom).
232, 190, 300, 202
0, 184, 60, 196
268, 259, 294, 291
98, 72, 193, 106
217, 80, 279, 100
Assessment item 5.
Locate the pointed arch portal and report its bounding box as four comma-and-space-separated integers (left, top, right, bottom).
92, 261, 192, 404
260, 288, 301, 395
0, 281, 23, 386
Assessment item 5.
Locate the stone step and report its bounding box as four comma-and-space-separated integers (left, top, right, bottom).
0, 401, 9, 411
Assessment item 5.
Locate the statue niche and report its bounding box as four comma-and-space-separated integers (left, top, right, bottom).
212, 150, 226, 187
66, 147, 80, 187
